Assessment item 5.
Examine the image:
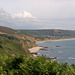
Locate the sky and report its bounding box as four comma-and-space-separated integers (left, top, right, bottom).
0, 0, 75, 30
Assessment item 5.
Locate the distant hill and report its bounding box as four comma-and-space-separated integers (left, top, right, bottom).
19, 29, 75, 40
1, 26, 75, 40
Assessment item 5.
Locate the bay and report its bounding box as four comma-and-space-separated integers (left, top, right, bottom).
37, 39, 75, 65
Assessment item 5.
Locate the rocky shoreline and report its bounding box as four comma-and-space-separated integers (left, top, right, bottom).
29, 38, 75, 58
28, 46, 44, 57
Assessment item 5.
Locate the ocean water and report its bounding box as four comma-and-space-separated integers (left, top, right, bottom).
37, 39, 75, 65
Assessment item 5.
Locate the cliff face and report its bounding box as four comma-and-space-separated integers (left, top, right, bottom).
0, 33, 37, 57
15, 35, 37, 49
0, 26, 37, 57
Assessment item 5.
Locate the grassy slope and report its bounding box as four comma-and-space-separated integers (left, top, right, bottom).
0, 36, 28, 57
0, 26, 38, 58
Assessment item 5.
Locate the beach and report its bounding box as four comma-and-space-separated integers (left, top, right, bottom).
29, 46, 43, 57
29, 47, 43, 53
36, 38, 75, 43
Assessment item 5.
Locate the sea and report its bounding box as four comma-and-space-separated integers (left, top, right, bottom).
37, 39, 75, 65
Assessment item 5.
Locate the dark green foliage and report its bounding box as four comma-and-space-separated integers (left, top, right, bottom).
0, 56, 75, 75
71, 64, 75, 69
0, 45, 3, 48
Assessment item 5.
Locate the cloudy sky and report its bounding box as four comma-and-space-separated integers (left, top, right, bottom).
0, 0, 75, 30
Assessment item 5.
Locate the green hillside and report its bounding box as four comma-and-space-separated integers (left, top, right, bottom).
0, 35, 29, 57
0, 26, 37, 58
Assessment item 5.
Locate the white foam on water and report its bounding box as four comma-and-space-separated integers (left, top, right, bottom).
68, 57, 75, 59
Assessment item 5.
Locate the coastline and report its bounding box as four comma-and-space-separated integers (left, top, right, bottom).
29, 38, 75, 57
36, 38, 75, 43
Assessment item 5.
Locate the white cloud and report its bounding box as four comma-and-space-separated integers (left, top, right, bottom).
0, 8, 39, 29
0, 5, 75, 30
13, 11, 37, 19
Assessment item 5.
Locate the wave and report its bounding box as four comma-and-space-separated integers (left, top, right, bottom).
58, 50, 63, 53
68, 57, 75, 59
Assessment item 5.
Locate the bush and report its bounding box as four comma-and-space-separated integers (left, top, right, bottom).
0, 56, 75, 75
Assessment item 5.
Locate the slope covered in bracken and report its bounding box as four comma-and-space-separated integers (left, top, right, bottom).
0, 26, 16, 34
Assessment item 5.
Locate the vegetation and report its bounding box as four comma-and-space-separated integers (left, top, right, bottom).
0, 34, 18, 40
0, 26, 16, 34
0, 55, 75, 75
0, 35, 31, 57
0, 26, 75, 75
